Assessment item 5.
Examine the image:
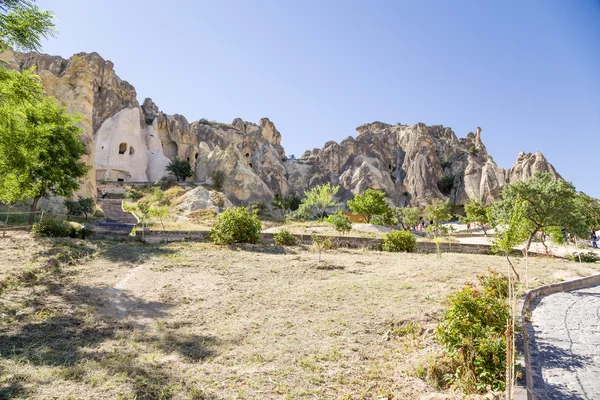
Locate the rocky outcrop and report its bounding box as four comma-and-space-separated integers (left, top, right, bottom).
1, 49, 562, 208
176, 187, 233, 214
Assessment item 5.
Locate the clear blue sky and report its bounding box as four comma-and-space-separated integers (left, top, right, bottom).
36, 0, 600, 197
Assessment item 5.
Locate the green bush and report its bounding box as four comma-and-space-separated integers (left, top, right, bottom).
31, 218, 93, 239
289, 202, 312, 221
273, 229, 299, 246
571, 252, 599, 263
371, 207, 398, 226
31, 218, 72, 237
326, 209, 352, 234
210, 207, 262, 244
381, 230, 416, 253
435, 272, 510, 393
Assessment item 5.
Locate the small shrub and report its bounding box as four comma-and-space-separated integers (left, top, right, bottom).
273, 229, 298, 246
248, 201, 269, 217
210, 207, 262, 244
436, 273, 511, 393
124, 188, 143, 200
210, 170, 226, 191
571, 252, 599, 263
166, 158, 193, 182
31, 218, 72, 238
70, 224, 94, 239
156, 175, 177, 190
289, 202, 312, 221
468, 146, 479, 156
326, 209, 352, 234
311, 233, 334, 262
381, 231, 416, 253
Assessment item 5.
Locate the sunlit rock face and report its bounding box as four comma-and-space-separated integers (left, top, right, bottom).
3, 49, 560, 206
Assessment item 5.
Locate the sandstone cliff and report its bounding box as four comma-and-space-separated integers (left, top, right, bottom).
1, 50, 561, 207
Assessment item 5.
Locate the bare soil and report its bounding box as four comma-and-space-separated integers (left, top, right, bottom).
1, 233, 598, 399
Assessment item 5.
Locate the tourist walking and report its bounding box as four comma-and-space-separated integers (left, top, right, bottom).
592, 231, 598, 249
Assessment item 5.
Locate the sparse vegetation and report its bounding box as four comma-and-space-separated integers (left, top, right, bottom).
64, 197, 95, 220
302, 183, 340, 220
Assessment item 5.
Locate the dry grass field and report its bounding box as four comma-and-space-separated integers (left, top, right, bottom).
1, 233, 598, 399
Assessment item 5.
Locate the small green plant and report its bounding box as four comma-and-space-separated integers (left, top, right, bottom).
311, 233, 333, 262
123, 188, 143, 200
210, 207, 262, 244
468, 146, 479, 156
326, 209, 352, 234
435, 271, 510, 393
273, 229, 299, 246
381, 231, 416, 253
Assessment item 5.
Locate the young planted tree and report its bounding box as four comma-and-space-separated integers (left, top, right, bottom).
302, 182, 340, 219
399, 206, 420, 229
166, 158, 193, 182
347, 189, 391, 223
424, 199, 452, 235
460, 198, 492, 235
493, 172, 588, 254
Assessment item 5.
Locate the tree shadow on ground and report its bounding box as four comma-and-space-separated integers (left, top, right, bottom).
0, 279, 219, 399
94, 240, 179, 264
529, 339, 591, 400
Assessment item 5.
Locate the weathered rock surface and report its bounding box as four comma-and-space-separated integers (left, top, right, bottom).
176, 187, 233, 214
2, 49, 562, 207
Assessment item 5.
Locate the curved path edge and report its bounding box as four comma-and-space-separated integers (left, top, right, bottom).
518, 273, 600, 399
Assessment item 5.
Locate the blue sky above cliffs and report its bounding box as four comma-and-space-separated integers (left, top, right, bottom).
36, 0, 600, 197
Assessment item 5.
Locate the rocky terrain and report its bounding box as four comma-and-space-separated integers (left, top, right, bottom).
0, 49, 560, 206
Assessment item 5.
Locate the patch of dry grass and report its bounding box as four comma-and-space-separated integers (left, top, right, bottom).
0, 235, 598, 399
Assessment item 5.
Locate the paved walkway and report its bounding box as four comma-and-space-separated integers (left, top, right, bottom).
529, 285, 600, 399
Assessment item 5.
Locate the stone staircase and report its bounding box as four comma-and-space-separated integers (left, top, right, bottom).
94, 198, 138, 233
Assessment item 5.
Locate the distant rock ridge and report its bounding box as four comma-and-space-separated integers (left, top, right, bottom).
0, 49, 561, 206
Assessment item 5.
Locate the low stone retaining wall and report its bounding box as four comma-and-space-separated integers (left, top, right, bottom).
518, 273, 600, 399
116, 229, 500, 255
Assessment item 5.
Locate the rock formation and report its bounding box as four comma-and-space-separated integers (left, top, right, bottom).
1, 49, 562, 207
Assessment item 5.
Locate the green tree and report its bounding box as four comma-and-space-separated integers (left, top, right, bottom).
326, 209, 352, 234
425, 199, 452, 235
149, 205, 170, 230
166, 158, 193, 182
399, 206, 420, 229
576, 193, 600, 231
303, 182, 340, 219
210, 207, 262, 244
64, 197, 94, 220
347, 189, 391, 223
6, 97, 88, 224
493, 172, 587, 253
460, 198, 492, 236
0, 0, 55, 51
